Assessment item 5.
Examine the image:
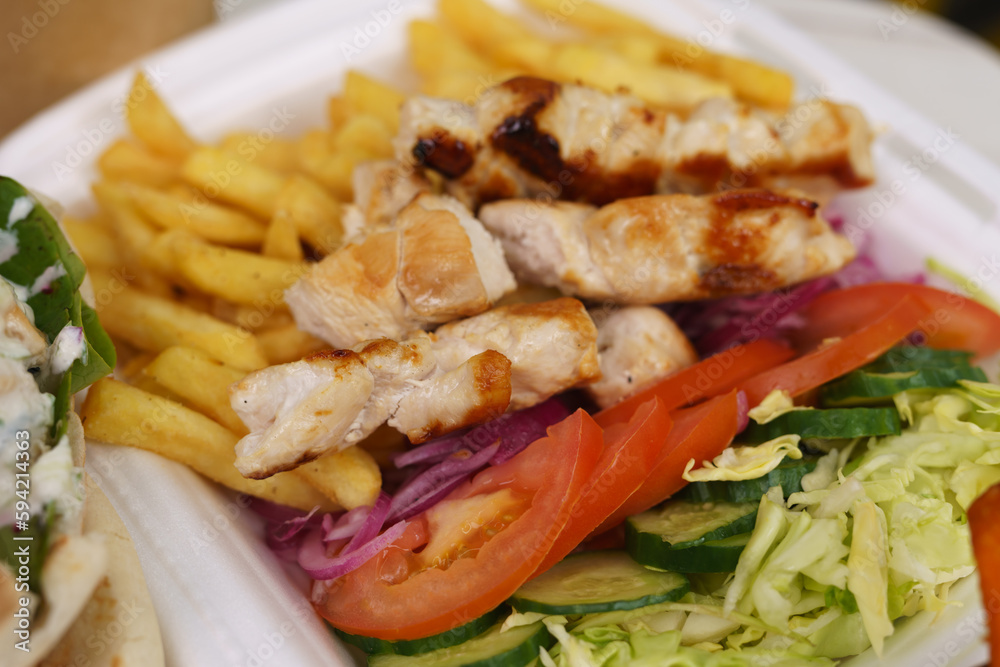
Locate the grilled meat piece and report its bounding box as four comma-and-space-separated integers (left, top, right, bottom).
231, 298, 599, 479
286, 193, 516, 348
478, 189, 855, 304
394, 76, 874, 207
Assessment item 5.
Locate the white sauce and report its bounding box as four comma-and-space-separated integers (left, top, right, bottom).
0, 229, 17, 264
49, 325, 86, 374
26, 263, 67, 299
7, 195, 34, 226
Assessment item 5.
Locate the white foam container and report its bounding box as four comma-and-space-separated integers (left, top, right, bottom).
2, 0, 998, 664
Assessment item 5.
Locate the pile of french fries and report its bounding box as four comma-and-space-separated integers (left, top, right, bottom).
74, 0, 795, 513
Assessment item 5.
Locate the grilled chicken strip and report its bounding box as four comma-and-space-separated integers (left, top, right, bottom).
478, 189, 855, 304
394, 76, 874, 207
341, 159, 433, 240
231, 298, 600, 479
286, 193, 516, 348
587, 306, 697, 409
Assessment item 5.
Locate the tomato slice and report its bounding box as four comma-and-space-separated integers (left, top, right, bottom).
594, 390, 743, 534
532, 397, 672, 576
594, 339, 794, 429
319, 409, 603, 640
790, 283, 1000, 361
968, 483, 1000, 666
740, 294, 934, 408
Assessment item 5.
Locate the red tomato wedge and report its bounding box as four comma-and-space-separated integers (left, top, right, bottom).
532, 397, 672, 576
790, 283, 1000, 361
740, 294, 934, 408
968, 483, 1000, 666
595, 338, 794, 429
594, 390, 743, 534
319, 409, 603, 640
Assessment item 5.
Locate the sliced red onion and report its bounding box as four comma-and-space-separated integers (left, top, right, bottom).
393, 433, 466, 468
736, 390, 749, 433
489, 400, 569, 466
342, 492, 391, 555
298, 520, 408, 580
388, 475, 467, 523
387, 441, 501, 522
322, 505, 369, 543
270, 506, 322, 543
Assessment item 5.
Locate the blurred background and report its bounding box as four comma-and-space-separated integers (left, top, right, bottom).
2, 0, 1000, 161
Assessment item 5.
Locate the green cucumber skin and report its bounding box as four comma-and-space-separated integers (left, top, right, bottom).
334, 608, 504, 656
679, 458, 818, 504
742, 408, 901, 443
510, 551, 689, 615
864, 346, 973, 373
626, 531, 750, 573
626, 500, 758, 551
821, 366, 987, 407
367, 622, 551, 667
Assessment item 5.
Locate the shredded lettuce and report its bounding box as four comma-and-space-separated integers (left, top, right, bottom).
510, 379, 1000, 665
683, 436, 802, 483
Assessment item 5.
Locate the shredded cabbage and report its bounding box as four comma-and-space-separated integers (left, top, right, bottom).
507, 380, 1000, 665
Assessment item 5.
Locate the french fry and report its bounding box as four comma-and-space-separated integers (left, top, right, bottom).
408, 20, 492, 76
518, 0, 793, 108
126, 71, 198, 161
180, 146, 286, 219
439, 0, 539, 57
293, 446, 381, 509
262, 213, 304, 262
550, 43, 732, 111
81, 379, 335, 511
62, 216, 120, 270
273, 175, 344, 254
124, 182, 267, 247
142, 346, 248, 435
117, 352, 157, 383
98, 287, 268, 370
331, 114, 394, 158
219, 133, 300, 173
343, 70, 407, 135
97, 139, 178, 188
420, 70, 515, 103
210, 299, 295, 332
357, 424, 409, 469
156, 230, 307, 306
297, 146, 370, 202
255, 323, 328, 365
91, 181, 176, 297
327, 97, 350, 135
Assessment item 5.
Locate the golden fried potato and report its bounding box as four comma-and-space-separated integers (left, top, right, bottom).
408, 20, 492, 76
262, 213, 304, 262
219, 132, 301, 173
293, 446, 381, 510
255, 323, 328, 365
343, 70, 407, 134
125, 71, 198, 161
180, 146, 286, 219
156, 229, 307, 306
98, 287, 268, 371
97, 140, 178, 188
272, 175, 344, 254
142, 346, 248, 435
331, 114, 394, 158
124, 182, 267, 247
62, 216, 120, 270
81, 379, 335, 511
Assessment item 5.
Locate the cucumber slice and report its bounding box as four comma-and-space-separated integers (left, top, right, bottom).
628, 532, 751, 573
864, 346, 973, 373
334, 607, 504, 656
510, 551, 689, 615
742, 407, 901, 443
625, 500, 757, 549
678, 458, 818, 503
367, 622, 550, 667
821, 366, 987, 407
